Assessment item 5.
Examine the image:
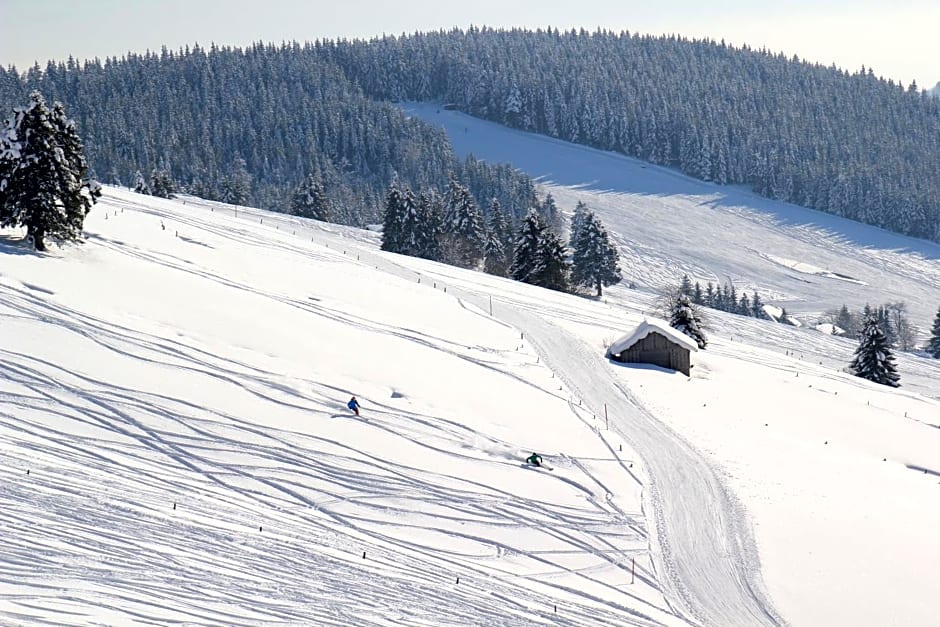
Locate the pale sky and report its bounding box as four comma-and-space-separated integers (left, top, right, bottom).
1, 0, 937, 89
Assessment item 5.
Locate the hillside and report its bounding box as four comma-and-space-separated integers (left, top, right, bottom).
3, 29, 939, 242
1, 188, 939, 626
404, 102, 940, 341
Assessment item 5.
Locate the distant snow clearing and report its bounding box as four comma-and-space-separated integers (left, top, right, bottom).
761, 253, 867, 285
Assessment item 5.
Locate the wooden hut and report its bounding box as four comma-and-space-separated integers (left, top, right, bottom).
605, 318, 698, 376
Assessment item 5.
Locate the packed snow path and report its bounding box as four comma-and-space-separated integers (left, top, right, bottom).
401, 273, 784, 627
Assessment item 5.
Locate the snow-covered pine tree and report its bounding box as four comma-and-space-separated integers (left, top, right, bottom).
568, 200, 589, 249
670, 293, 708, 349
397, 187, 421, 256
751, 291, 765, 318
0, 92, 98, 251
414, 190, 443, 261
832, 304, 854, 335
874, 304, 898, 347
150, 168, 176, 199
541, 192, 563, 233
380, 182, 407, 253
693, 281, 703, 305
219, 158, 250, 205
510, 208, 545, 284
570, 210, 621, 296
928, 305, 940, 359
739, 293, 751, 316
530, 227, 570, 292
290, 173, 331, 221
441, 177, 485, 268
679, 273, 693, 297
850, 315, 900, 387
483, 198, 511, 276
133, 170, 151, 194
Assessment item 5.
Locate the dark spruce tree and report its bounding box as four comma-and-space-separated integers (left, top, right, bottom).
290, 173, 332, 221
441, 177, 485, 268
530, 228, 570, 292
928, 306, 940, 359
510, 208, 545, 285
568, 200, 589, 248
0, 92, 98, 251
570, 210, 621, 296
850, 315, 900, 387
219, 158, 251, 206
670, 293, 708, 349
483, 199, 512, 276
150, 168, 176, 199
395, 186, 423, 256
413, 190, 443, 261
511, 209, 569, 291
380, 182, 408, 253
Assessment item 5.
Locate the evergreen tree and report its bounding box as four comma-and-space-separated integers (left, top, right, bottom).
705, 282, 715, 308
530, 228, 570, 291
413, 189, 443, 261
928, 306, 940, 359
396, 187, 422, 256
670, 293, 708, 349
739, 292, 751, 316
850, 315, 901, 387
150, 168, 176, 199
483, 198, 512, 276
570, 210, 621, 296
290, 173, 331, 221
751, 291, 764, 318
874, 304, 898, 347
0, 92, 98, 251
569, 200, 589, 249
693, 281, 704, 305
441, 177, 485, 268
834, 304, 855, 335
510, 208, 545, 284
219, 158, 250, 205
679, 273, 693, 297
380, 182, 407, 253
541, 192, 563, 233
133, 170, 150, 194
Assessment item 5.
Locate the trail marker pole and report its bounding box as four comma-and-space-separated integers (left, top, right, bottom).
632, 557, 635, 584
605, 403, 608, 430
489, 295, 493, 316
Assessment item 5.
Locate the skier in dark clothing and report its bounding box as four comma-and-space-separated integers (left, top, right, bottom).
525, 452, 542, 467
347, 396, 360, 416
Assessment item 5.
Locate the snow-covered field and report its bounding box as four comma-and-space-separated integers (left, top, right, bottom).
2, 184, 938, 626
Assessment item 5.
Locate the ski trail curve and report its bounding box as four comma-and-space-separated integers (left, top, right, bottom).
498, 307, 783, 627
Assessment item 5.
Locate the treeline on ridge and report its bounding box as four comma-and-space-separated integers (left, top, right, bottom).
3, 28, 940, 242
0, 43, 539, 226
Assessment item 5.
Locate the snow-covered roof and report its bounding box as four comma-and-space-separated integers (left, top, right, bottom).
606, 318, 700, 356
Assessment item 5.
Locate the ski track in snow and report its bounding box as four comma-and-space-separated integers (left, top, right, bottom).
161, 199, 783, 626
0, 195, 687, 626
5, 189, 938, 626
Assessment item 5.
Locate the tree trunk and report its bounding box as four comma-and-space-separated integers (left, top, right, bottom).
596, 280, 603, 297
28, 226, 46, 251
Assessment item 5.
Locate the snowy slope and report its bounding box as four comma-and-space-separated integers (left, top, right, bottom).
1, 187, 939, 627
402, 103, 940, 341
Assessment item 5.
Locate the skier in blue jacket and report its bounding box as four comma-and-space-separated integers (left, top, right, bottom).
347, 396, 360, 416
